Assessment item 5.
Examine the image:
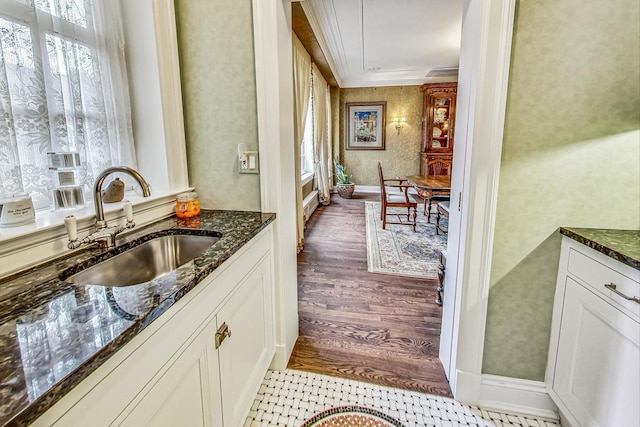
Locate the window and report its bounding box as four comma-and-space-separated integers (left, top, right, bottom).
300, 86, 314, 176
0, 0, 136, 210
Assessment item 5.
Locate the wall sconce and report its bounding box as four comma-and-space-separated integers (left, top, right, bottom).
393, 117, 406, 135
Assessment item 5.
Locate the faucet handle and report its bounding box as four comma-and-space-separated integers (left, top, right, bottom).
65, 215, 78, 241
65, 215, 85, 249
123, 200, 136, 230
124, 201, 133, 223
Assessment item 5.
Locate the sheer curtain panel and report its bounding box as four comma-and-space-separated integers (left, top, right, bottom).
0, 0, 136, 209
292, 35, 311, 252
311, 63, 330, 205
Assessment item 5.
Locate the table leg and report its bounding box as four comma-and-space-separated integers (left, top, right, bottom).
436, 251, 446, 306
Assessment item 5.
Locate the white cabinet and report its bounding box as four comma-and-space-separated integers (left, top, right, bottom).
547, 236, 640, 427
33, 225, 274, 427
118, 316, 223, 427
218, 251, 274, 427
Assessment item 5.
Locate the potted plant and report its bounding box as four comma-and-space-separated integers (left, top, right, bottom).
334, 160, 355, 199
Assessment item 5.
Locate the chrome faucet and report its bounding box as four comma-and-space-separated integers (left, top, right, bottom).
65, 166, 151, 249
93, 166, 151, 230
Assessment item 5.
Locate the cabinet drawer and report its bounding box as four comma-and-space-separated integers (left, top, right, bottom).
567, 248, 640, 320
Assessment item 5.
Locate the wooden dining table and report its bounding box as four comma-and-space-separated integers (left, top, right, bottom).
407, 174, 452, 217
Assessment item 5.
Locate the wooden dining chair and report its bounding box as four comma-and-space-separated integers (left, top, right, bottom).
424, 158, 451, 222
436, 200, 450, 235
378, 162, 417, 232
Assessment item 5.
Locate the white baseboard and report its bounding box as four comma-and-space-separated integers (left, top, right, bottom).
353, 185, 379, 194
453, 369, 482, 405
269, 344, 289, 370
351, 185, 420, 196
479, 374, 559, 421
453, 371, 558, 421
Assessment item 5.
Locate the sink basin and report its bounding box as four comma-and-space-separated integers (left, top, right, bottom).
63, 234, 219, 287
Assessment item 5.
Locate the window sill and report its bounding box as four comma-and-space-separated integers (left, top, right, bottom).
0, 188, 192, 276
301, 172, 314, 186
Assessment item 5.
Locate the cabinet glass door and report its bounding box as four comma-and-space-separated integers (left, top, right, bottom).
431, 97, 451, 149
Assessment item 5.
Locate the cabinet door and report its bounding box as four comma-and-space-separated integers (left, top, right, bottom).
117, 317, 223, 427
217, 254, 274, 427
428, 95, 454, 151
421, 83, 456, 154
554, 277, 640, 427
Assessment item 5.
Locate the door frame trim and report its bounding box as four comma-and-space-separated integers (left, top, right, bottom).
442, 0, 516, 402
251, 0, 519, 404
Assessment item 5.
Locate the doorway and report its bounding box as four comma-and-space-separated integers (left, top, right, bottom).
289, 194, 451, 396
253, 0, 516, 404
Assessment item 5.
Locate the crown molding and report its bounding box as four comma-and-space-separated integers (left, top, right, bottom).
301, 0, 462, 89
341, 75, 458, 88
300, 0, 346, 87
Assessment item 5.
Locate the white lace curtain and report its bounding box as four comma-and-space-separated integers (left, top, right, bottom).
0, 0, 136, 208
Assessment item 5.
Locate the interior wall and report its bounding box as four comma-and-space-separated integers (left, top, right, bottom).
174, 0, 261, 210
483, 0, 640, 381
339, 86, 424, 186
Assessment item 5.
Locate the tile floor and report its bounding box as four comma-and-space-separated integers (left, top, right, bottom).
244, 369, 561, 427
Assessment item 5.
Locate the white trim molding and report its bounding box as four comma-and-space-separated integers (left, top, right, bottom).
300, 0, 345, 87
479, 375, 559, 421
441, 0, 517, 401
301, 172, 314, 187
151, 0, 189, 190
353, 185, 378, 194
252, 0, 300, 370
121, 0, 188, 193
351, 185, 420, 197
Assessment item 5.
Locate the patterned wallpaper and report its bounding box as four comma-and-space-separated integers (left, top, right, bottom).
483, 0, 640, 381
174, 0, 261, 211
340, 86, 426, 186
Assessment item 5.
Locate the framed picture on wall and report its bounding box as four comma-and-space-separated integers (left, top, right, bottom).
345, 101, 386, 150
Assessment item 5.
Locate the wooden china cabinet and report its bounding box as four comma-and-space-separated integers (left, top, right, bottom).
420, 82, 457, 176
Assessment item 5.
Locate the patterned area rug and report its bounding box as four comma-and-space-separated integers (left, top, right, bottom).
365, 201, 447, 279
301, 406, 404, 427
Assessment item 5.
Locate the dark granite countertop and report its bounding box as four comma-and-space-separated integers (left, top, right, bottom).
0, 210, 275, 426
560, 227, 640, 270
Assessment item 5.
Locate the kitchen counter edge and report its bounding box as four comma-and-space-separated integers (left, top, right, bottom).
560, 227, 639, 270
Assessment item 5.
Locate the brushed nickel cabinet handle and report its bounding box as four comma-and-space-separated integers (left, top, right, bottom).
604, 283, 640, 304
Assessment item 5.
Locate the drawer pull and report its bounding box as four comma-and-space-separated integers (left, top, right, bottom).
604, 283, 640, 304
215, 322, 232, 349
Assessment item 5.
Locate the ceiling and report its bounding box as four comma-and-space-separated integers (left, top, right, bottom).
293, 0, 464, 88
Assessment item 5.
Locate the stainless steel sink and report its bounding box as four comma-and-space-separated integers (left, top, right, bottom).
63, 234, 219, 287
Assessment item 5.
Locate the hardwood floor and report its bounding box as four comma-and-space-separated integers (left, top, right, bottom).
288, 193, 452, 397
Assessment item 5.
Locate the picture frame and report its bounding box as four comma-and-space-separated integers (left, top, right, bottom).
345, 101, 386, 150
